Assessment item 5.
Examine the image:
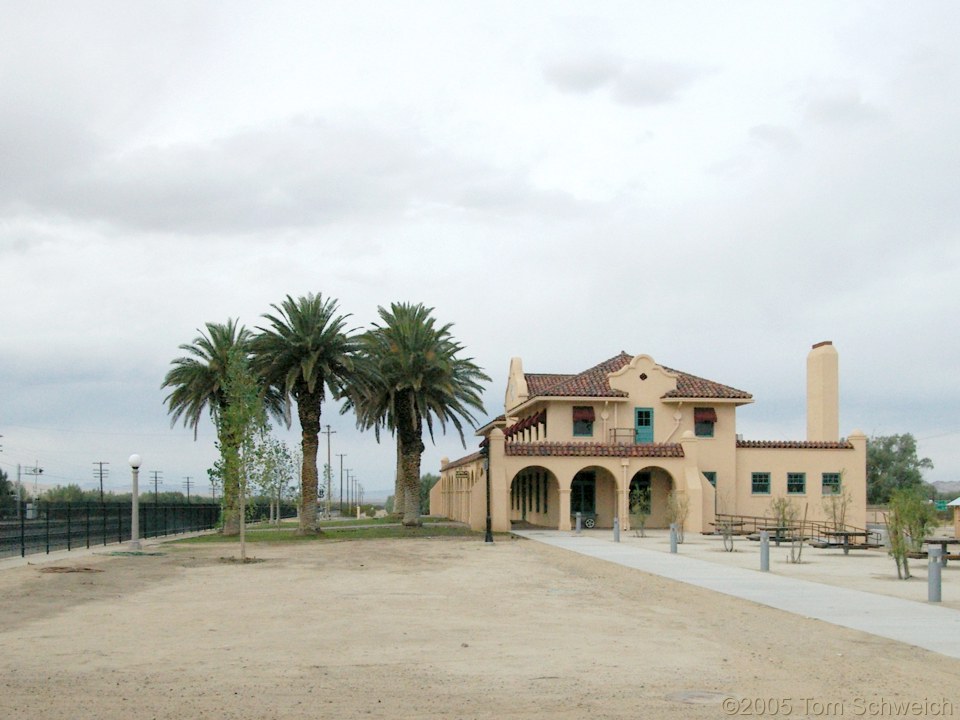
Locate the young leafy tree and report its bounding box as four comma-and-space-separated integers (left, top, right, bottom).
867, 434, 934, 504
629, 484, 651, 537
346, 302, 489, 527
885, 485, 937, 580
249, 436, 295, 524
250, 293, 356, 534
163, 319, 268, 535
220, 347, 269, 560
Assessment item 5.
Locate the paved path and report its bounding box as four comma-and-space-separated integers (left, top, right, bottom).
513, 529, 960, 660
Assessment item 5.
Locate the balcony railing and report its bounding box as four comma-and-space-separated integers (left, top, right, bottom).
608, 428, 638, 444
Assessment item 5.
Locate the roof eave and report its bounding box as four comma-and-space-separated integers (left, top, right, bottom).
507, 395, 630, 417
474, 416, 506, 436
661, 396, 754, 405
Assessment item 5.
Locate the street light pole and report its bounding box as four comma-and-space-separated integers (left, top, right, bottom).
482, 443, 493, 543
129, 454, 142, 551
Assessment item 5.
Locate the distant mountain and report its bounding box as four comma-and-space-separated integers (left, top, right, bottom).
932, 480, 960, 498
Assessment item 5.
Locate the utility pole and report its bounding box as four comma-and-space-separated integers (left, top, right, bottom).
337, 453, 347, 514
150, 470, 163, 506
93, 461, 109, 503
210, 478, 217, 502
183, 476, 193, 504
321, 425, 336, 519
23, 463, 43, 501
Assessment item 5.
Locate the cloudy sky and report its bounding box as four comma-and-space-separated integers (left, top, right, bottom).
2, 1, 958, 501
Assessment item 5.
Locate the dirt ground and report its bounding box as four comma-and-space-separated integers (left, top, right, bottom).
1, 535, 959, 720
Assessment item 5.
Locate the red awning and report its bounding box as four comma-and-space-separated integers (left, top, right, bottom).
694, 408, 717, 423
572, 406, 595, 423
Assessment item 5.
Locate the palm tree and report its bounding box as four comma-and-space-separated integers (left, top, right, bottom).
162, 319, 251, 535
250, 293, 356, 534
347, 302, 489, 526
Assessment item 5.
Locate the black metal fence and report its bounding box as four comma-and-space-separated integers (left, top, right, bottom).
0, 502, 221, 559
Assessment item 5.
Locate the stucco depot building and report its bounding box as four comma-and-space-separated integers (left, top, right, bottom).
431, 341, 867, 534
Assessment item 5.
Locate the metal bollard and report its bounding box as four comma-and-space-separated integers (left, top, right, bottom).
613, 516, 620, 543
929, 546, 942, 603
575, 512, 582, 535
760, 530, 770, 572
670, 523, 678, 553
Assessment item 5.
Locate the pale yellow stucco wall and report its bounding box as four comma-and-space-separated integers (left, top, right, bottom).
729, 435, 867, 529
434, 347, 868, 537
807, 341, 840, 442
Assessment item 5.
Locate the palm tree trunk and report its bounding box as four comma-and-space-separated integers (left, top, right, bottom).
298, 393, 321, 534
400, 441, 422, 526
397, 392, 424, 527
220, 425, 241, 536
393, 442, 405, 517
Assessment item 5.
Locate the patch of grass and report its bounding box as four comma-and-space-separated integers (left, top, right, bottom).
245, 515, 450, 530
173, 523, 480, 544
327, 525, 480, 540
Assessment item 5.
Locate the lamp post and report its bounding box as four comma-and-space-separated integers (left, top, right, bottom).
481, 443, 493, 543
129, 454, 142, 551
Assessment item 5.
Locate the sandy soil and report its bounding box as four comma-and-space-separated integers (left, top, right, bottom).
1, 535, 959, 720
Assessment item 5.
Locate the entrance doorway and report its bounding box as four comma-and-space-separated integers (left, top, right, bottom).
570, 471, 596, 527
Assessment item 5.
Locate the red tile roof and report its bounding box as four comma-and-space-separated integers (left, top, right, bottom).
663, 367, 752, 400
525, 373, 575, 395
526, 353, 632, 398
522, 352, 751, 401
506, 442, 684, 458
737, 440, 854, 450
440, 452, 484, 471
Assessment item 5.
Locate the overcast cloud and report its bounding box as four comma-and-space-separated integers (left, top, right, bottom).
1, 1, 958, 499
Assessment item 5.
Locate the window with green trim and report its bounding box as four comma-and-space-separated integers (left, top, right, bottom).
751, 472, 771, 494
787, 472, 806, 494
822, 473, 841, 494
703, 471, 717, 487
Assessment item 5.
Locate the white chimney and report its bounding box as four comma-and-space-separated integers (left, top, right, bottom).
807, 341, 839, 442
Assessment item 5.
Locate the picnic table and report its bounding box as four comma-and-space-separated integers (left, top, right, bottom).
747, 526, 796, 546
924, 536, 960, 566
710, 519, 747, 534
823, 529, 877, 555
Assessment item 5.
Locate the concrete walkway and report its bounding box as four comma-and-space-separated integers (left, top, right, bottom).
513, 529, 960, 660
